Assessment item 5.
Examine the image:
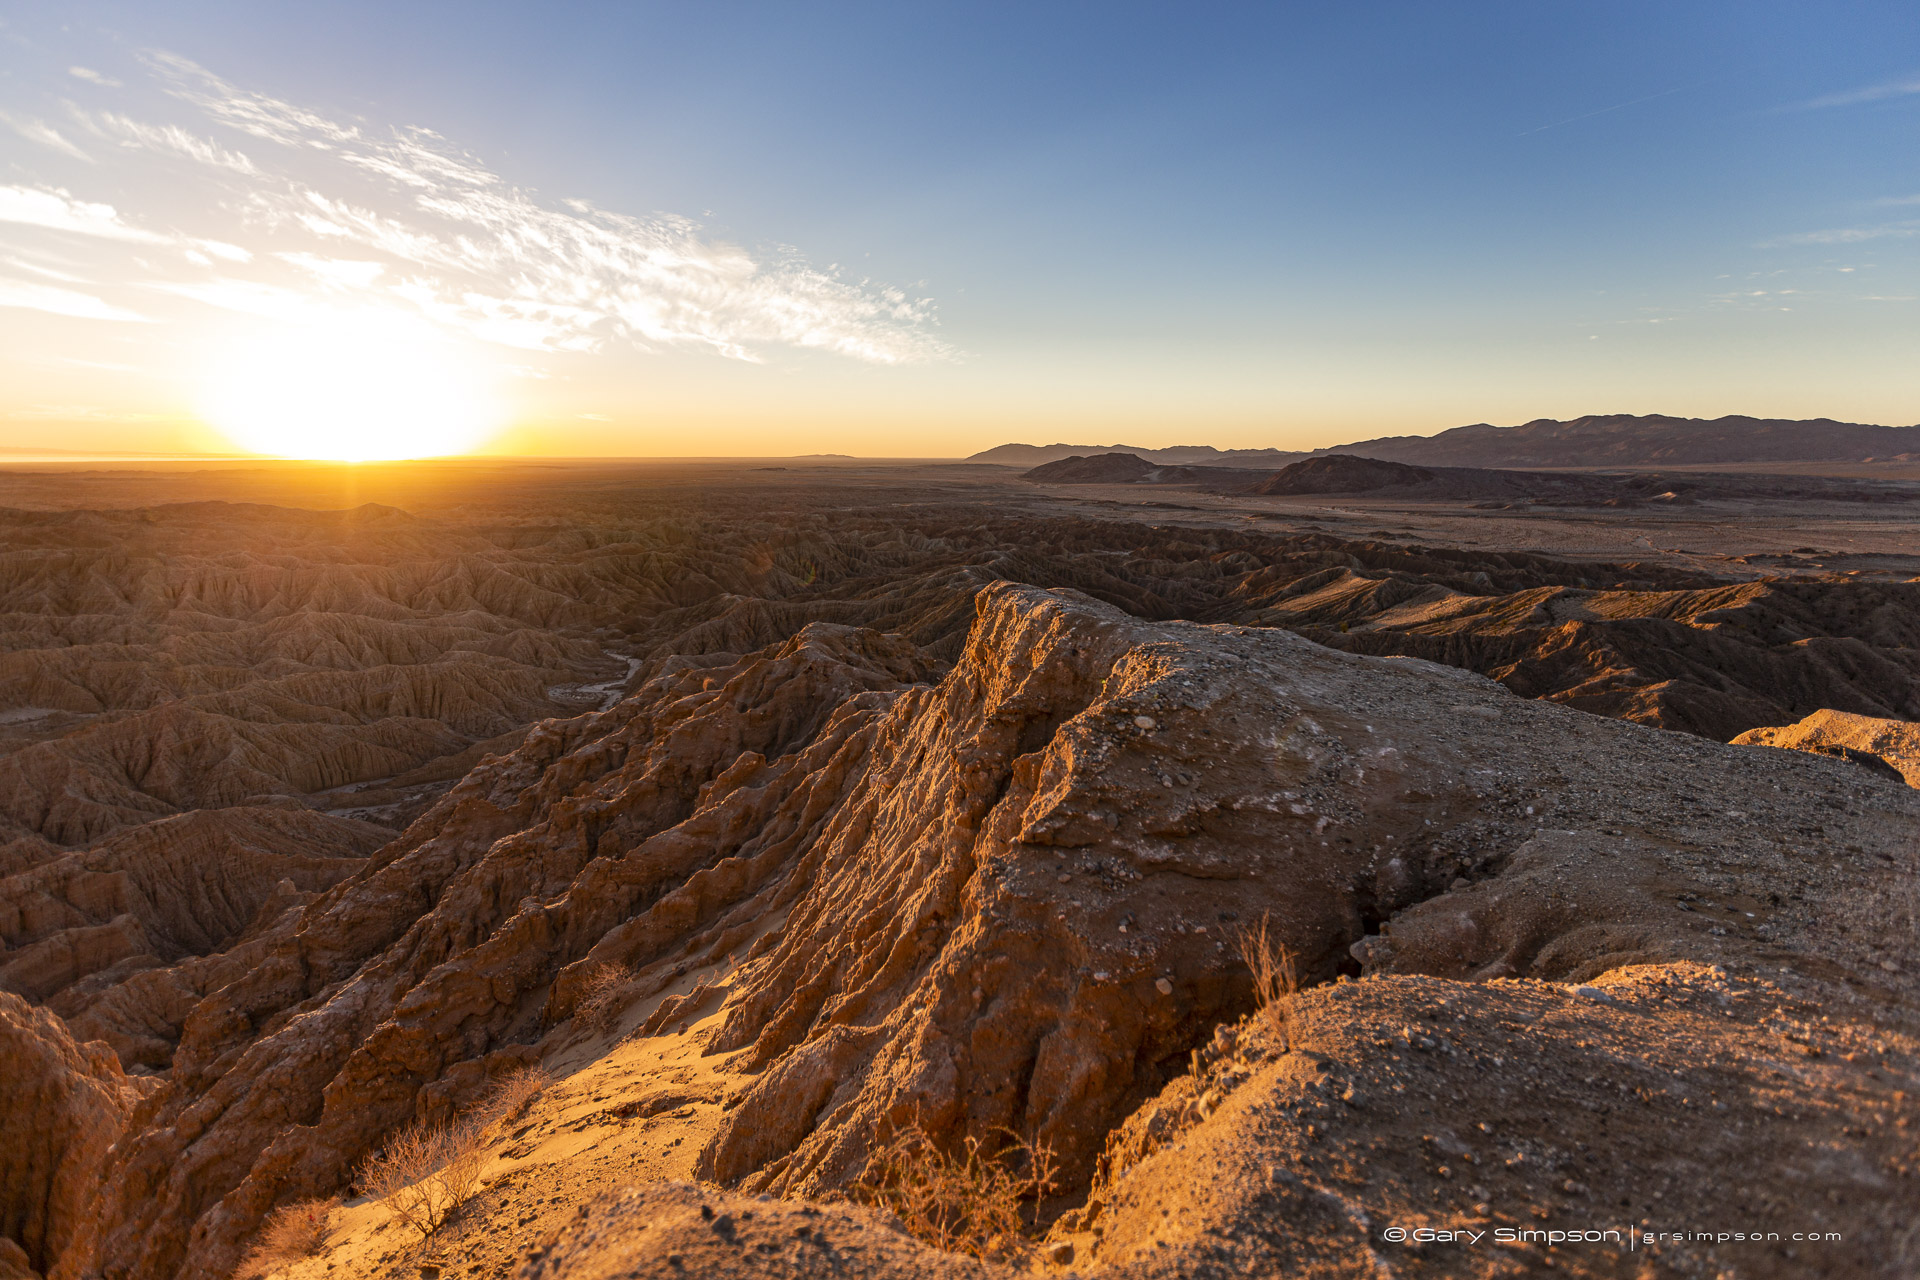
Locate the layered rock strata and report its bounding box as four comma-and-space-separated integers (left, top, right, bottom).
39, 583, 1917, 1279
0, 993, 149, 1277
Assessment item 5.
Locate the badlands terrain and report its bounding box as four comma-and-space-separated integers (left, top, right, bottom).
1, 456, 1916, 1280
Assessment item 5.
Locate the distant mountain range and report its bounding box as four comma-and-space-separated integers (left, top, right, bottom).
1023, 450, 1920, 507
970, 414, 1920, 470
968, 442, 1306, 467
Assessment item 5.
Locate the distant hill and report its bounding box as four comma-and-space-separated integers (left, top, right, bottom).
980, 415, 1920, 472
1022, 452, 1158, 484
1249, 454, 1438, 494
1027, 451, 1920, 508
972, 442, 1305, 467
1320, 414, 1920, 468
1021, 452, 1277, 488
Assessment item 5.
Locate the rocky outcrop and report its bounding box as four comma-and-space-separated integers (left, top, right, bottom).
57, 583, 1920, 1279
6, 476, 1920, 1280
1280, 574, 1920, 740
70, 623, 940, 1280
1076, 960, 1920, 1279
515, 1183, 1003, 1280
0, 994, 148, 1278
1733, 707, 1920, 786
7, 495, 1918, 856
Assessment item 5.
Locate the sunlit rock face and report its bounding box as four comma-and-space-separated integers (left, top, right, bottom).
43, 580, 1917, 1279
1733, 706, 1920, 786
4, 487, 1918, 1279
0, 991, 152, 1279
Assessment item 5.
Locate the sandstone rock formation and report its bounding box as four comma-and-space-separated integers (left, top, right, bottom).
2, 470, 1916, 1280
0, 993, 149, 1277
514, 1183, 1001, 1280
1285, 572, 1920, 740
1733, 707, 1920, 786
1073, 960, 1918, 1279
0, 502, 620, 853
35, 582, 1914, 1279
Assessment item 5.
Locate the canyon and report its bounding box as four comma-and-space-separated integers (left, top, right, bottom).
0, 459, 1914, 1280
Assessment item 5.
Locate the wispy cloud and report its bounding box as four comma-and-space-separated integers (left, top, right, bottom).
1796, 74, 1920, 110
67, 66, 122, 89
144, 277, 323, 321
4, 255, 93, 285
12, 53, 945, 360
95, 113, 257, 173
277, 252, 386, 289
0, 278, 152, 322
146, 51, 361, 149
1, 112, 92, 161
1760, 221, 1920, 247
0, 184, 253, 267
0, 185, 170, 243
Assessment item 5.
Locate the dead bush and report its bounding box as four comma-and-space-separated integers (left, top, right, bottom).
359, 1117, 487, 1240
856, 1117, 1058, 1260
235, 1195, 338, 1277
477, 1063, 553, 1128
1238, 912, 1300, 1051
571, 962, 634, 1031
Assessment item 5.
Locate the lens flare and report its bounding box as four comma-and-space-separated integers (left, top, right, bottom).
199, 323, 503, 461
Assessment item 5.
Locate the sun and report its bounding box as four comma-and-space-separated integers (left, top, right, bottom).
199, 322, 503, 461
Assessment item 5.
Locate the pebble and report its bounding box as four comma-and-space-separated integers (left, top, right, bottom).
1135, 715, 1156, 729
1156, 977, 1174, 995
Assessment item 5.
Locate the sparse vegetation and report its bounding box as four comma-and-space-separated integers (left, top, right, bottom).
1238, 912, 1300, 1051
571, 962, 635, 1032
235, 1195, 338, 1277
478, 1063, 553, 1127
359, 1116, 489, 1240
358, 1064, 553, 1242
856, 1117, 1058, 1261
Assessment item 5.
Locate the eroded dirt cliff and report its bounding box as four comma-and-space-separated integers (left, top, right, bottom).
1, 470, 1915, 1280
17, 583, 1910, 1280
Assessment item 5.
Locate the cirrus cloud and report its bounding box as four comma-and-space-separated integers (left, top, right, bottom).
39, 53, 950, 363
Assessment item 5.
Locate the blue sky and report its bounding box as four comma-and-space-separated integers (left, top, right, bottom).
1, 1, 1916, 456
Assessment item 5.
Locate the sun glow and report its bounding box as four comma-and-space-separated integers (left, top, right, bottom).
199, 323, 504, 461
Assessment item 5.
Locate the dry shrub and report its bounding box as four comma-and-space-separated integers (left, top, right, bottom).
359, 1117, 487, 1240
1238, 912, 1300, 1051
856, 1117, 1058, 1260
358, 1065, 552, 1242
235, 1195, 338, 1277
478, 1063, 552, 1128
572, 962, 634, 1031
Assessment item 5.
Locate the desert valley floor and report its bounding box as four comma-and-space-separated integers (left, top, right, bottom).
1, 458, 1916, 1280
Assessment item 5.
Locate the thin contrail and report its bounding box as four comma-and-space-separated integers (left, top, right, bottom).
1519, 85, 1687, 136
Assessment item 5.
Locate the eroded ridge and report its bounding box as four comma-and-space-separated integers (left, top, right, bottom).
9, 581, 1908, 1279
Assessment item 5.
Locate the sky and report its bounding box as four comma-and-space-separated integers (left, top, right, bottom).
1, 2, 1917, 459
